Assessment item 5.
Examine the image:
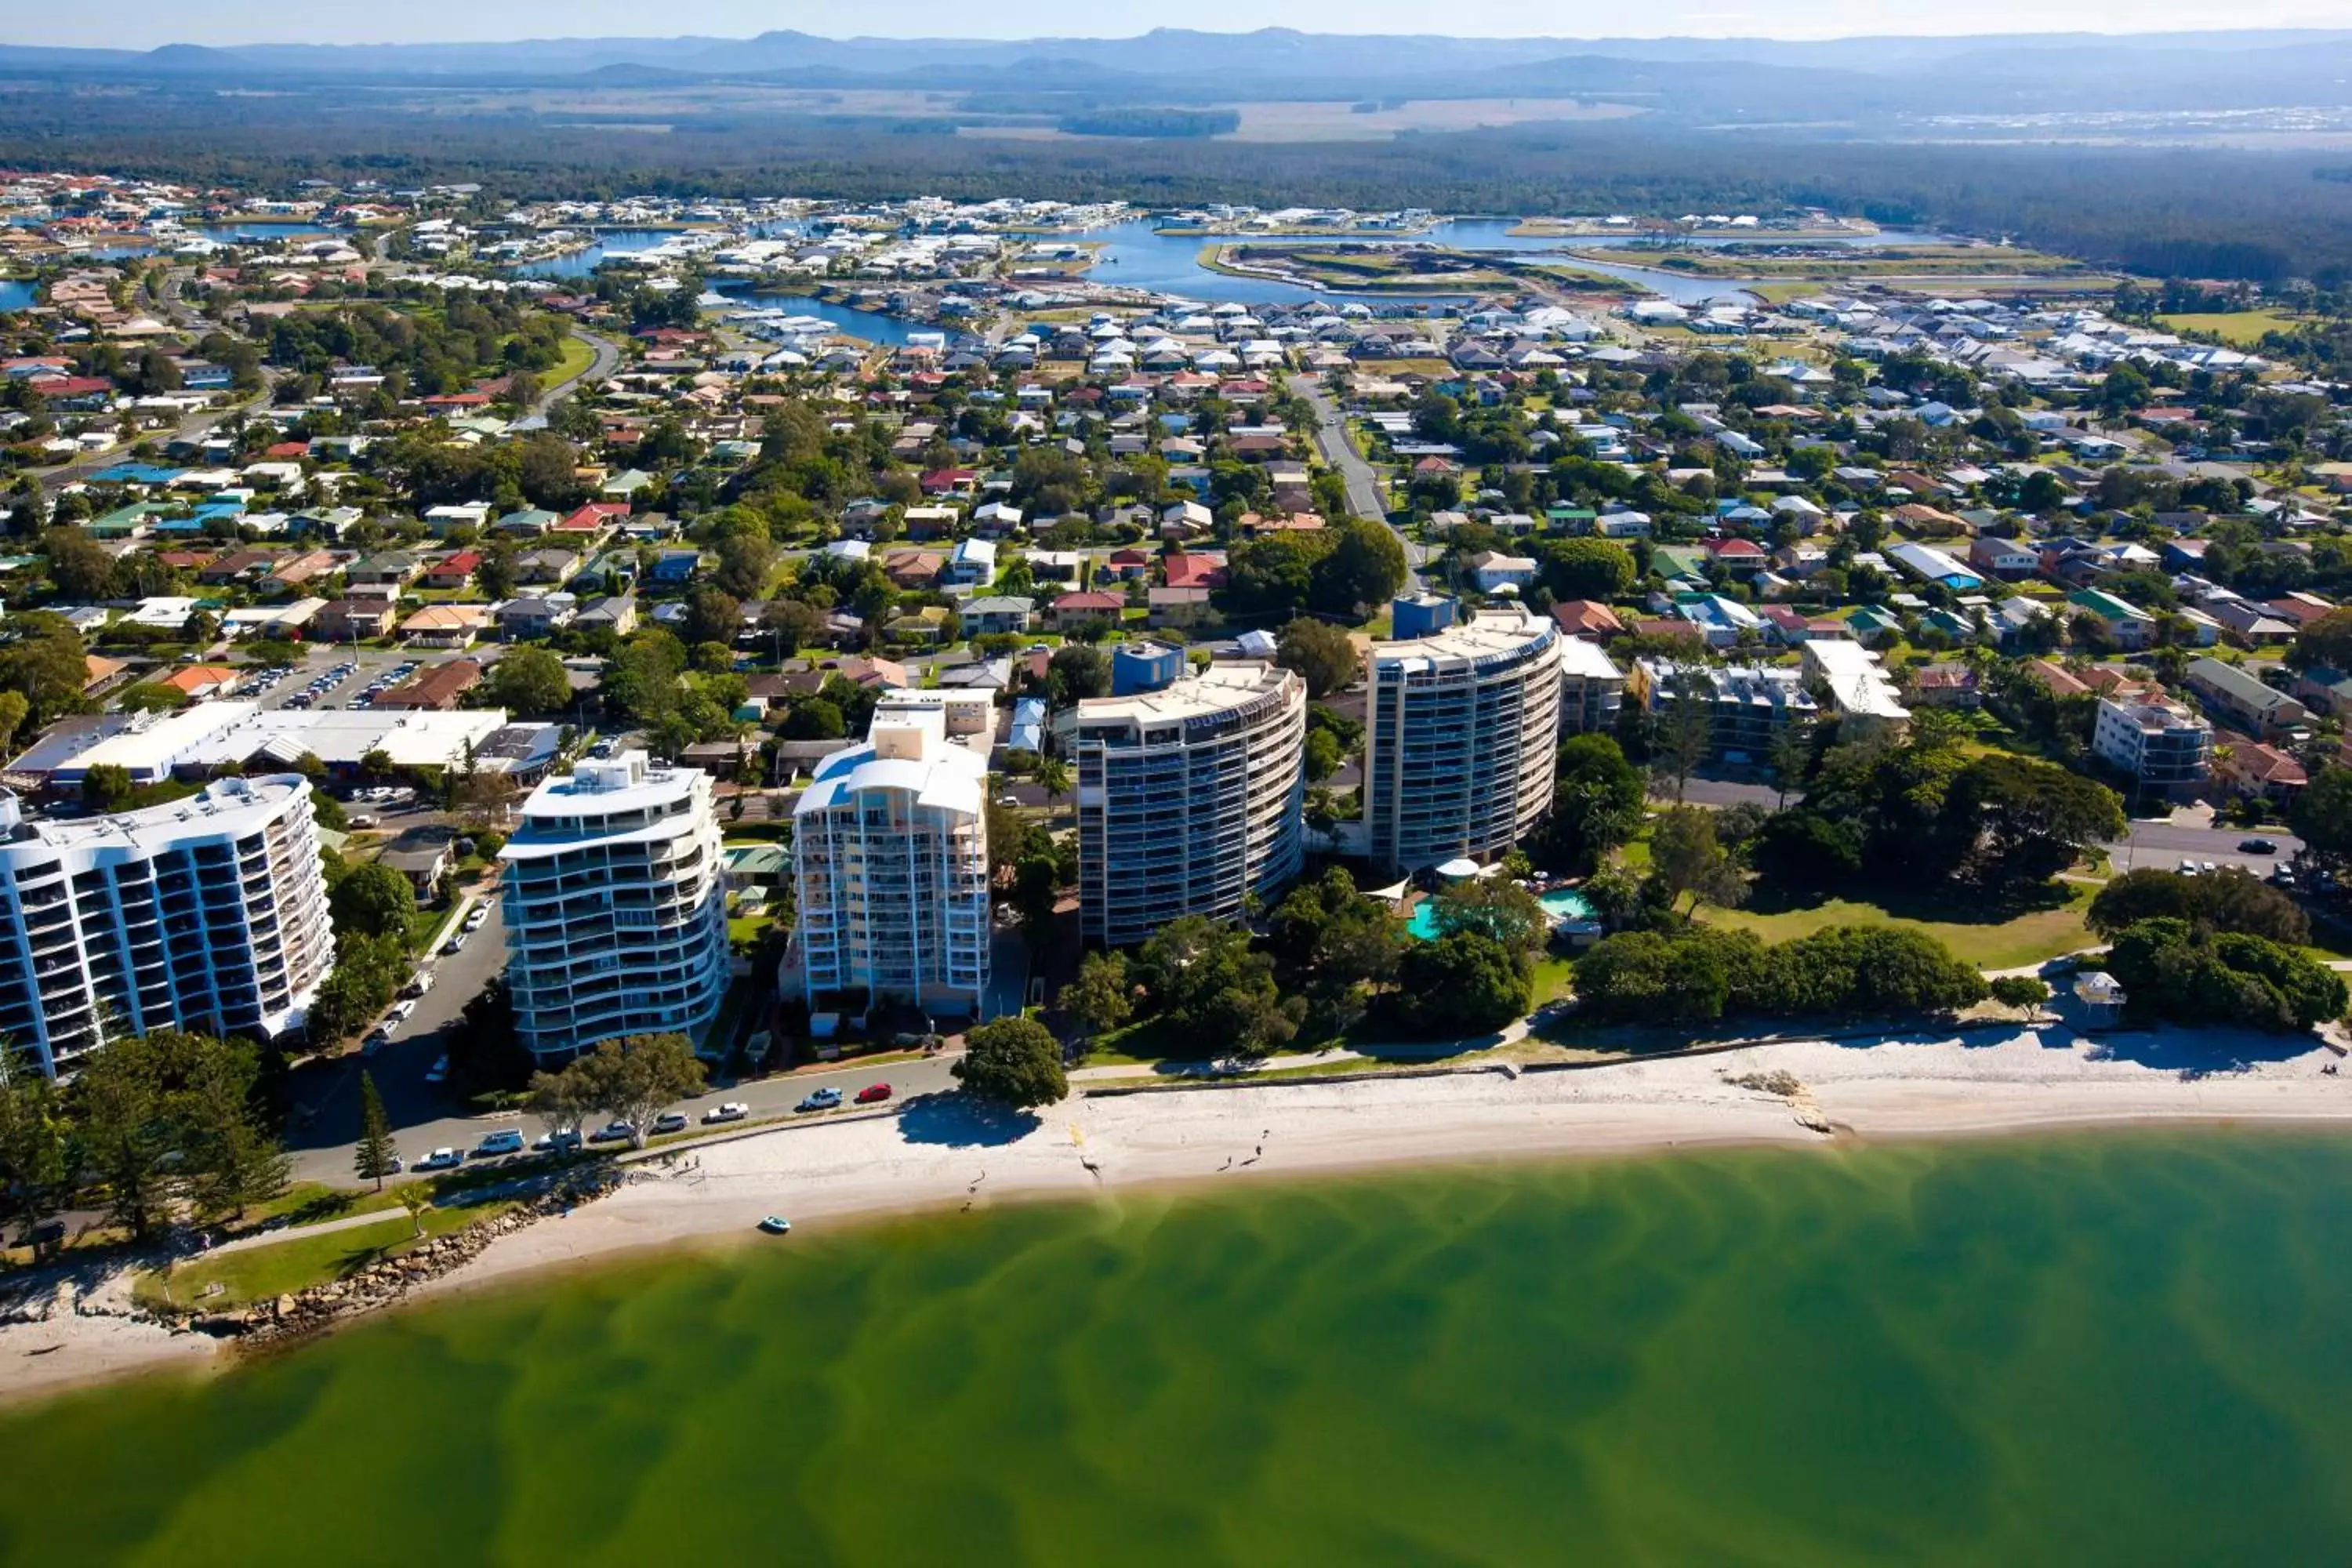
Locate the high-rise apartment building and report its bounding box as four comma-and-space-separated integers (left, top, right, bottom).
0, 776, 334, 1077
794, 707, 992, 1020
1058, 652, 1306, 948
1363, 599, 1564, 874
499, 750, 728, 1059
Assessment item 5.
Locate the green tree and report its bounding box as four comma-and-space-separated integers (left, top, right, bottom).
329, 860, 418, 941
0, 618, 95, 728
682, 586, 742, 650
485, 645, 572, 717
42, 527, 116, 601
953, 1016, 1069, 1109
1530, 734, 1646, 874
0, 690, 27, 755
1989, 976, 2052, 1018
1394, 931, 1529, 1036
69, 1034, 177, 1241
1646, 805, 1748, 915
1650, 687, 1715, 803
354, 1070, 397, 1192
1047, 644, 1111, 706
0, 1061, 69, 1244
1426, 877, 1551, 958
1064, 951, 1134, 1047
1034, 757, 1073, 820
568, 1034, 707, 1149
1136, 916, 1301, 1059
178, 1038, 289, 1225
2087, 867, 2309, 946
80, 764, 136, 814
2287, 608, 2352, 673
1309, 519, 1407, 619
1951, 753, 2124, 888
1538, 538, 1636, 602
2292, 767, 2352, 871
1275, 617, 1361, 699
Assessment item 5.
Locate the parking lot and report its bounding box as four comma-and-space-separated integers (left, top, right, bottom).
241, 645, 505, 712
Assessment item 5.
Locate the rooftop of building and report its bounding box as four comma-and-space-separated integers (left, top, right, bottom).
797, 708, 988, 820
513, 749, 707, 826
1369, 602, 1557, 674
0, 775, 311, 862
1068, 660, 1298, 729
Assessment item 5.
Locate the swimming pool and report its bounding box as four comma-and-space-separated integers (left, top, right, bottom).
1406, 887, 1592, 940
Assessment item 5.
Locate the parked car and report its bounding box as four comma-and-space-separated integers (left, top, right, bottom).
796, 1087, 843, 1112
361, 1028, 391, 1057
415, 1148, 462, 1172
2241, 838, 2278, 855
423, 1054, 449, 1084
463, 906, 490, 932
533, 1130, 583, 1154
387, 1000, 416, 1025
473, 1130, 525, 1158
704, 1102, 750, 1124
589, 1120, 635, 1143
401, 971, 436, 998
651, 1112, 688, 1134
855, 1083, 893, 1105
443, 931, 470, 956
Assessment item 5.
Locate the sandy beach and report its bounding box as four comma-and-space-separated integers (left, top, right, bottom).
9, 1020, 2351, 1403
426, 1021, 2352, 1297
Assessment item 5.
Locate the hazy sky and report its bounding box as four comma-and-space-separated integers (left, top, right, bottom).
13, 1, 2350, 48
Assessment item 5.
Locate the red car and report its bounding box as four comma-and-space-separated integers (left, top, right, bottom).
855, 1082, 893, 1105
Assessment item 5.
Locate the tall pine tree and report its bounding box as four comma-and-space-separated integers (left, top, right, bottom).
354, 1071, 396, 1192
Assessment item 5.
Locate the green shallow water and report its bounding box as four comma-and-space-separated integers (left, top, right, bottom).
8, 1132, 2352, 1566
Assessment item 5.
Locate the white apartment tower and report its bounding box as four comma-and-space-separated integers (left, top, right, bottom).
499, 750, 728, 1059
793, 707, 991, 1020
1057, 654, 1306, 949
0, 777, 335, 1078
1363, 599, 1564, 875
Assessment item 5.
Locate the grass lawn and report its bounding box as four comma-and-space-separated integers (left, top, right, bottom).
134, 1200, 509, 1314
548, 334, 598, 385
1698, 881, 2096, 971
2157, 310, 2299, 347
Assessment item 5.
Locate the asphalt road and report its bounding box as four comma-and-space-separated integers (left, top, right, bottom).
532, 329, 621, 419
1297, 376, 1422, 588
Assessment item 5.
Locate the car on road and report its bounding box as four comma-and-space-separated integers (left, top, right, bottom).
387, 1000, 416, 1025
423, 1054, 449, 1084
362, 1028, 391, 1057
855, 1083, 893, 1105
2239, 838, 2279, 855
415, 1148, 462, 1172
651, 1112, 688, 1134
474, 1130, 526, 1158
443, 931, 469, 956
704, 1102, 750, 1123
348, 813, 379, 829
590, 1120, 635, 1143
796, 1087, 843, 1112
463, 907, 489, 933
401, 971, 436, 999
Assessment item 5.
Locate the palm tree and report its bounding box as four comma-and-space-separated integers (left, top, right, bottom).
1035, 757, 1073, 823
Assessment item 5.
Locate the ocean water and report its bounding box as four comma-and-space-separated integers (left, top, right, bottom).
5, 1132, 2351, 1566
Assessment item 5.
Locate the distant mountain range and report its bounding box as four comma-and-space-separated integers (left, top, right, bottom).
2, 25, 2349, 84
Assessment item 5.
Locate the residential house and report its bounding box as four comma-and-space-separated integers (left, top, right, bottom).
2186, 657, 2307, 736
959, 596, 1036, 637
376, 659, 485, 711
499, 594, 579, 641
397, 604, 496, 648
1049, 591, 1125, 633
1148, 586, 1214, 630
1968, 536, 2038, 580
422, 550, 479, 590
314, 598, 397, 641
575, 596, 638, 637
2213, 739, 2308, 806
1549, 600, 1624, 640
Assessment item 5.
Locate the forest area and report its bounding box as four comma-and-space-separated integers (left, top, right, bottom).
3, 78, 2352, 282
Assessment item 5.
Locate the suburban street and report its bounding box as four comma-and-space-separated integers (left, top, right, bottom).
531, 328, 620, 418
1298, 375, 1425, 588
